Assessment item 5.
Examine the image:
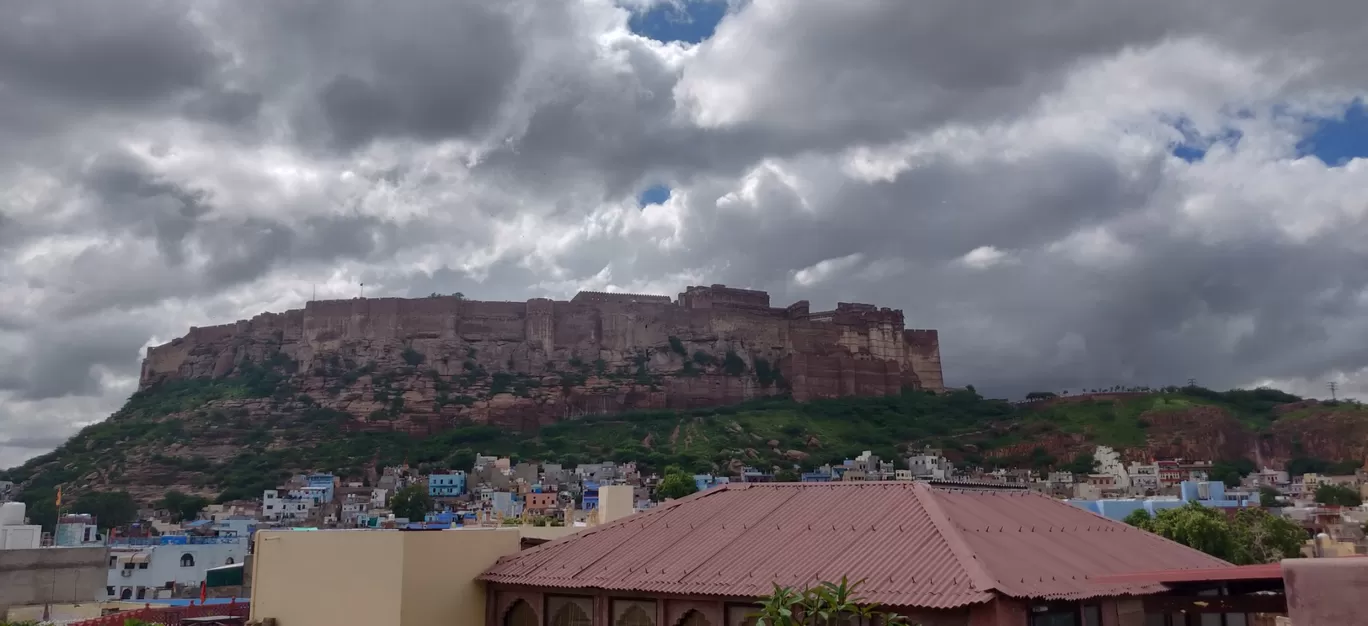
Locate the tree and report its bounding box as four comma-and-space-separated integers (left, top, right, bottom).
17, 489, 58, 532
1063, 453, 1098, 475
655, 465, 698, 501
72, 491, 139, 529
1126, 503, 1238, 562
1229, 508, 1306, 565
752, 576, 910, 626
775, 469, 801, 483
1258, 486, 1281, 508
1124, 502, 1307, 565
1025, 391, 1057, 400
389, 485, 432, 521
1208, 459, 1255, 487
158, 490, 209, 523
1314, 483, 1363, 507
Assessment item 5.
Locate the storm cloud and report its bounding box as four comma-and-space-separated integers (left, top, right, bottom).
5, 0, 1368, 467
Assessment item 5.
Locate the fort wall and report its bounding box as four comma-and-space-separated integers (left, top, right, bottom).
139, 285, 945, 429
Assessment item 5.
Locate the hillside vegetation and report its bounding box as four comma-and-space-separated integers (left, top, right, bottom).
4, 364, 1367, 517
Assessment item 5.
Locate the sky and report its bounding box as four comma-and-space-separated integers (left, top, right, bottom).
5, 0, 1368, 468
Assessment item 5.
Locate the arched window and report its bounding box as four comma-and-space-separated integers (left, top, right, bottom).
505, 600, 538, 626
678, 610, 713, 626
120, 588, 133, 600
614, 600, 656, 626
548, 596, 592, 626
225, 557, 235, 565
180, 553, 195, 567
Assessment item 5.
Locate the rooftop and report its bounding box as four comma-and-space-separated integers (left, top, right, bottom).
480, 482, 1230, 609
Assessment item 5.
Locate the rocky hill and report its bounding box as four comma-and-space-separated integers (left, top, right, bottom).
3, 287, 1366, 509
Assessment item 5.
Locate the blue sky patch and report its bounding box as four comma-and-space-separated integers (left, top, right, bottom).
638, 184, 672, 207
628, 0, 728, 44
1167, 115, 1243, 163
1296, 100, 1368, 167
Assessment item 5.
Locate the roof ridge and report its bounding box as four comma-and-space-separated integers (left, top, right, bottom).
909, 482, 999, 594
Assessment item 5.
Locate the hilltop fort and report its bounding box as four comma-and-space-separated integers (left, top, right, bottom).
140, 284, 943, 431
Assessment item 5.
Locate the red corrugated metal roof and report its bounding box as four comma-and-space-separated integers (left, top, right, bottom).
480, 482, 1233, 609
1091, 563, 1284, 584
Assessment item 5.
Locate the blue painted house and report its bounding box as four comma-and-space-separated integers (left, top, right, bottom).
428, 472, 467, 498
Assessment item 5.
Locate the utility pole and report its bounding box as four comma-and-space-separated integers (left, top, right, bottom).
1328, 381, 1338, 401
1186, 378, 1197, 388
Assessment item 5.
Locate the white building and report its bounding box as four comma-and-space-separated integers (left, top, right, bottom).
1094, 446, 1131, 489
106, 535, 248, 601
907, 448, 955, 480
1127, 462, 1160, 493
0, 502, 41, 549
262, 489, 316, 522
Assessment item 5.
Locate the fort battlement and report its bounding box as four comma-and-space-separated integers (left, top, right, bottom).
570, 291, 673, 305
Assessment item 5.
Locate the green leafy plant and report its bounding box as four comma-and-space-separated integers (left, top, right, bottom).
668, 336, 688, 356
752, 576, 912, 626
389, 484, 433, 521
654, 465, 698, 501
1314, 483, 1363, 507
1125, 502, 1305, 564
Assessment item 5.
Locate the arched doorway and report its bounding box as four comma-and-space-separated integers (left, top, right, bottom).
549, 600, 592, 626
677, 610, 713, 626
505, 600, 537, 626
180, 553, 195, 567
120, 588, 133, 600
616, 604, 655, 626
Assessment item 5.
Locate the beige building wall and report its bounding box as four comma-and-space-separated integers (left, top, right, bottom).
251, 528, 521, 626
598, 485, 635, 524
0, 546, 108, 614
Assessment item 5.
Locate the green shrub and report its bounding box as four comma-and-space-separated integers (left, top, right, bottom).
667, 336, 687, 356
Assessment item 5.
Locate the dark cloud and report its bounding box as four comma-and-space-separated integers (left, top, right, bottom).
0, 0, 218, 106
9, 0, 1368, 469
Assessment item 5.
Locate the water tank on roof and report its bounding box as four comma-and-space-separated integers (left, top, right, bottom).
0, 502, 26, 526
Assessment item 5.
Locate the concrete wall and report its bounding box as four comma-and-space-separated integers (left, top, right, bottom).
251, 529, 521, 626
0, 546, 109, 613
597, 485, 635, 524
401, 530, 520, 626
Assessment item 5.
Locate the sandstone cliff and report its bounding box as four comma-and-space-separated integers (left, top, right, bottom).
139, 284, 945, 432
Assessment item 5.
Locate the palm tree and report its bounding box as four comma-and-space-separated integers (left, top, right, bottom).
752, 576, 914, 625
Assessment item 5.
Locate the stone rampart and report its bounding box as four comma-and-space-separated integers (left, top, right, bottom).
139, 286, 945, 429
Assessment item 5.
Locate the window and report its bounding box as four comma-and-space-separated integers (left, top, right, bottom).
548, 596, 592, 626
138, 562, 148, 570
106, 586, 115, 597
613, 599, 656, 626
679, 610, 714, 626
136, 587, 147, 600
505, 600, 538, 626
725, 605, 758, 626
226, 557, 235, 565
120, 588, 133, 600
1030, 608, 1078, 626
123, 562, 134, 570
180, 553, 195, 567
109, 557, 117, 569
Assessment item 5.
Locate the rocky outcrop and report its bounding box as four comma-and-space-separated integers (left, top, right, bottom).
137, 285, 944, 432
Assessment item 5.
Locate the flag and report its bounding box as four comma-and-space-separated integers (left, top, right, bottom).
199, 580, 207, 604
54, 485, 62, 509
